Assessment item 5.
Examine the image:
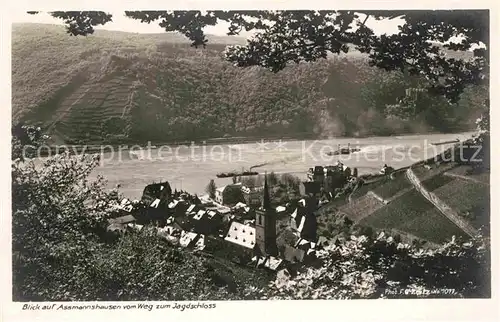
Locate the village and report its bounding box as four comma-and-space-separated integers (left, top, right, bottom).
106, 159, 378, 275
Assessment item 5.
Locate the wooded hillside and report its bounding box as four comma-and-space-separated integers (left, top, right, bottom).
12, 23, 483, 144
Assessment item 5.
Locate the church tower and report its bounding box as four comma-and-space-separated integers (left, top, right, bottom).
255, 173, 278, 257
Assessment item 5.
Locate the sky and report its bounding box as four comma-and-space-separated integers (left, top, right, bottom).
11, 11, 405, 37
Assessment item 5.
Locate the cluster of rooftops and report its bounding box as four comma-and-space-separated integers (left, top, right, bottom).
106, 177, 325, 272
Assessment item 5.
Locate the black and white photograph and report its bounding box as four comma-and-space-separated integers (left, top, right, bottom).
3, 2, 497, 316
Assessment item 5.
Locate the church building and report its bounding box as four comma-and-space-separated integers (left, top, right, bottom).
224, 173, 281, 269
254, 173, 278, 257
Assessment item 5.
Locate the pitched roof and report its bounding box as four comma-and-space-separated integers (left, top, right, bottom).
233, 202, 247, 209
276, 206, 287, 213
186, 204, 196, 213
179, 231, 200, 247
193, 210, 206, 221
295, 238, 316, 252
168, 199, 179, 209
216, 183, 243, 194
207, 210, 219, 219
254, 256, 284, 271
126, 223, 144, 231
267, 257, 283, 271
194, 235, 206, 250
224, 221, 256, 249
150, 198, 161, 208
114, 198, 133, 212
142, 182, 171, 202
297, 215, 306, 233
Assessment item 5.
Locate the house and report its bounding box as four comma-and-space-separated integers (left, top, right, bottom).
299, 181, 322, 197
168, 199, 179, 209
114, 198, 134, 213
224, 221, 256, 249
179, 231, 204, 249
232, 202, 250, 212
306, 164, 350, 194
126, 223, 144, 231
215, 183, 244, 206
191, 209, 222, 235
289, 197, 318, 242
241, 185, 262, 207
276, 205, 287, 214
193, 209, 207, 221
207, 210, 222, 227
157, 225, 183, 243
253, 256, 284, 271
324, 163, 350, 192
312, 166, 325, 183
168, 199, 189, 217
185, 204, 198, 217
144, 197, 171, 225
230, 202, 252, 219
141, 181, 172, 205
295, 238, 317, 256
380, 164, 395, 175
223, 174, 291, 268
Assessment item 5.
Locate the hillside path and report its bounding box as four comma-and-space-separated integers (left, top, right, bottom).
405, 168, 477, 237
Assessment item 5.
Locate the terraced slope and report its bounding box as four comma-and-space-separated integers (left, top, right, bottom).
371, 171, 412, 200
316, 158, 489, 245
432, 179, 490, 231
420, 174, 455, 191
445, 165, 490, 185
13, 23, 482, 144
339, 194, 385, 223
359, 190, 468, 243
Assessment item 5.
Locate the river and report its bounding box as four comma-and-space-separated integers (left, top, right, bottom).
90, 132, 475, 200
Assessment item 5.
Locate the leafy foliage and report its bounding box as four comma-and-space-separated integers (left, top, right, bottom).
11, 123, 47, 160
206, 179, 217, 199
12, 153, 117, 300
11, 152, 263, 300
264, 233, 490, 299
50, 11, 113, 36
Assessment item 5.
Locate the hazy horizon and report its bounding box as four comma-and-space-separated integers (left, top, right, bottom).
12, 11, 403, 37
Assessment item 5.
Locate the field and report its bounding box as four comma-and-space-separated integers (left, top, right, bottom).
371, 172, 411, 200
339, 194, 385, 223
420, 174, 455, 191
432, 179, 490, 230
445, 165, 490, 185
350, 176, 389, 199
359, 190, 467, 243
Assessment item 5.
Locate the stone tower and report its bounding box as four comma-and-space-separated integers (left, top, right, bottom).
255, 173, 278, 257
